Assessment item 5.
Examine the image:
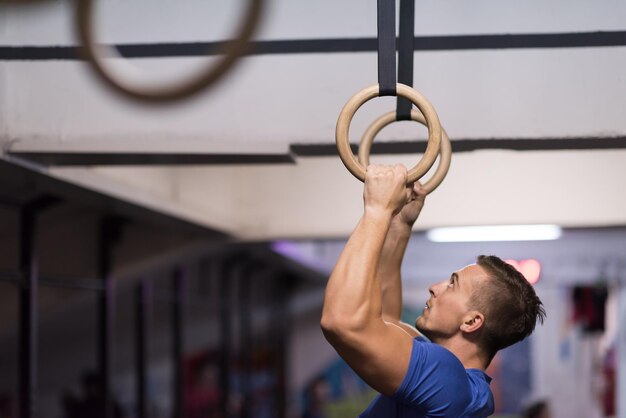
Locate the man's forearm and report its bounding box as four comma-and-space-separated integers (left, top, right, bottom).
379, 220, 412, 322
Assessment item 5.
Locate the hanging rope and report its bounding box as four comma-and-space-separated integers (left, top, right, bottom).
335, 0, 443, 185
377, 0, 397, 96
396, 0, 415, 120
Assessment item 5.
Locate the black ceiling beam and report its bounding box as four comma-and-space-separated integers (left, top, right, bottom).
291, 136, 626, 157
1, 31, 625, 61
8, 136, 626, 166
6, 152, 295, 166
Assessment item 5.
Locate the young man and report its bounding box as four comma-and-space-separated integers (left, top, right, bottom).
321, 164, 545, 417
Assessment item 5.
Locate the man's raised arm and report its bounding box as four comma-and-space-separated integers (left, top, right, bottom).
379, 183, 426, 336
320, 164, 416, 396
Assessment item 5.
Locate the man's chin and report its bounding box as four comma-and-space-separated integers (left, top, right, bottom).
415, 318, 426, 333
415, 324, 435, 341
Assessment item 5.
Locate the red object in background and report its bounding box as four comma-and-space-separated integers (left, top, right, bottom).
184, 351, 223, 418
571, 285, 608, 332
505, 259, 541, 285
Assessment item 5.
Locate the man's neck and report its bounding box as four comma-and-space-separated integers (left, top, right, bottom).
436, 336, 489, 370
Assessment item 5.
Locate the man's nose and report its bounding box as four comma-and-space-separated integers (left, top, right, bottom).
429, 280, 447, 297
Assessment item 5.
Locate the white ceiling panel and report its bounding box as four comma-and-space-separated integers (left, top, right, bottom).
34, 149, 626, 239
2, 0, 626, 239
3, 46, 626, 144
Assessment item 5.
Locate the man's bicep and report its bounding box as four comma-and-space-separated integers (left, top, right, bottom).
331, 321, 414, 396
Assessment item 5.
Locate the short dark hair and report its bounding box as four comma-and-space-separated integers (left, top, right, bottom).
470, 255, 546, 359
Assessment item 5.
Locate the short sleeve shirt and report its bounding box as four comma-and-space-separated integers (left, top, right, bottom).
359, 337, 494, 418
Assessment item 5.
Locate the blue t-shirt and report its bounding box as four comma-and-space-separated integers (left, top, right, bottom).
359, 337, 494, 418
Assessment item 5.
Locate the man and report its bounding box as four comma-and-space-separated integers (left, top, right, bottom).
321, 164, 545, 417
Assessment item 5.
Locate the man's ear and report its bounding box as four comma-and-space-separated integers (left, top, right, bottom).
460, 311, 485, 334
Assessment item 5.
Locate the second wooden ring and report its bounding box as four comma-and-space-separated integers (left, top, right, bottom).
358, 110, 451, 194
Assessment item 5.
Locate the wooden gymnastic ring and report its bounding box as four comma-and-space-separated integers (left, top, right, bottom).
336, 83, 441, 184
358, 110, 451, 194
74, 0, 264, 103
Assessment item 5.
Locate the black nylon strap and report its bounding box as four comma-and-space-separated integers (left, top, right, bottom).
396, 0, 415, 120
377, 0, 396, 96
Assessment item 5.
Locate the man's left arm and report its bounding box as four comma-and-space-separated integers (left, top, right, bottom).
379, 183, 425, 336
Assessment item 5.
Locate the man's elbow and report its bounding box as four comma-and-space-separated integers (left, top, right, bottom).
320, 316, 348, 347
320, 312, 368, 344
320, 312, 339, 338
320, 321, 339, 346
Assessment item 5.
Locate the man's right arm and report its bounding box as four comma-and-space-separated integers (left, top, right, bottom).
320, 164, 416, 396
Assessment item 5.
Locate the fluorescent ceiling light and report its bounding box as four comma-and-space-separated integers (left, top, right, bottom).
426, 225, 562, 243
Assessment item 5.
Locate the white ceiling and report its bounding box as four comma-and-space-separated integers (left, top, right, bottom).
1, 0, 626, 239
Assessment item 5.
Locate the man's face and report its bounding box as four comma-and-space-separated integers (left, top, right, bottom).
415, 264, 490, 342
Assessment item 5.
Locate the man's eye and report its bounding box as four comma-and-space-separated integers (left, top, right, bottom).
447, 281, 454, 288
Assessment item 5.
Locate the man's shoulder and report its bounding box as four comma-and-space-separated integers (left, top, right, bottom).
361, 341, 494, 418
395, 338, 471, 407
407, 338, 494, 416
410, 336, 465, 370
